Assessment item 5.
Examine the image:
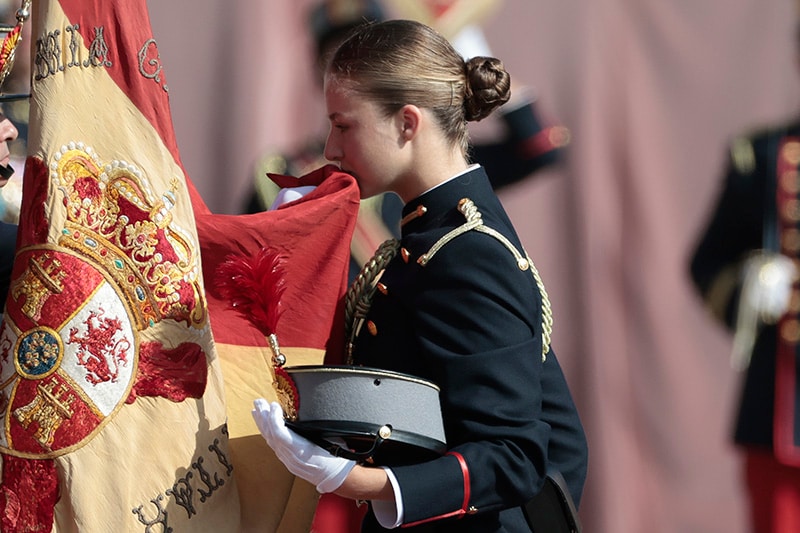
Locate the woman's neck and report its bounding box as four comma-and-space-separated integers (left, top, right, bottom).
395, 149, 469, 203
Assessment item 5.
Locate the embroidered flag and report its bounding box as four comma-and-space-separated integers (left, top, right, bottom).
0, 0, 360, 530
0, 0, 243, 530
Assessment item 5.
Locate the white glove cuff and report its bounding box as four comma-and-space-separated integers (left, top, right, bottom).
316, 458, 356, 493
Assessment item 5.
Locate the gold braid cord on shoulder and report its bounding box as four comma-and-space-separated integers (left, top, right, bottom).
731, 136, 756, 175
417, 198, 553, 361
345, 238, 400, 365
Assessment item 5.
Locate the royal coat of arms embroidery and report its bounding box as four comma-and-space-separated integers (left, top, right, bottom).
0, 144, 206, 460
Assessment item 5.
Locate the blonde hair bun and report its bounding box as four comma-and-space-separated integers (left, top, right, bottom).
463, 56, 511, 122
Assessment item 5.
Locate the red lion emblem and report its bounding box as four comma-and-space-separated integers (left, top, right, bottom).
68, 308, 131, 385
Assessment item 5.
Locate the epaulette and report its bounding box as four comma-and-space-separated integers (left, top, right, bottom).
729, 118, 800, 175
730, 136, 755, 175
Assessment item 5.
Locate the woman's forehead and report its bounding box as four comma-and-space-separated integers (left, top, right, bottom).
323, 73, 353, 93
324, 78, 359, 108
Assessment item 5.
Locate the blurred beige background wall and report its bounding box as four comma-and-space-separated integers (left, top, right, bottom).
147, 1, 800, 531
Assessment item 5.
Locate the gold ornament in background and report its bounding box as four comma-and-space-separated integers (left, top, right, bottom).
384, 0, 501, 39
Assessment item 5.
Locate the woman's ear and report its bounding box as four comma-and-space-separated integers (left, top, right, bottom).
398, 104, 422, 141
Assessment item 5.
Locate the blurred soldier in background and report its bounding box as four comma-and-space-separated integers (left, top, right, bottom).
689, 56, 800, 532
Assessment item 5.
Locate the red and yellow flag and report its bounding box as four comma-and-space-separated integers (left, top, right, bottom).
0, 1, 360, 531
196, 165, 359, 533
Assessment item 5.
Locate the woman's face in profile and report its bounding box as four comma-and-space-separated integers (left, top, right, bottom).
323, 77, 404, 200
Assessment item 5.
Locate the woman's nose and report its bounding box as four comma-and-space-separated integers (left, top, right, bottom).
0, 118, 18, 143
323, 136, 341, 162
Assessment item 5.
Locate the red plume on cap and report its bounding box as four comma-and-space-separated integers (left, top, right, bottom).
215, 247, 299, 418
215, 246, 287, 336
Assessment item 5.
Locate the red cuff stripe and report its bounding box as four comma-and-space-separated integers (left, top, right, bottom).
401, 452, 472, 528
448, 451, 471, 514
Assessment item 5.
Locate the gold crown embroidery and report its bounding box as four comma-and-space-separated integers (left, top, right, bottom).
48, 143, 205, 330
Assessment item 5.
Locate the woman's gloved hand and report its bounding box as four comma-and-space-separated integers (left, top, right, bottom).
252, 399, 356, 493
269, 186, 317, 210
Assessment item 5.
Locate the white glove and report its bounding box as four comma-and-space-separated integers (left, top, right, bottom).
269, 186, 317, 210
252, 399, 356, 493
740, 253, 797, 323
733, 253, 798, 370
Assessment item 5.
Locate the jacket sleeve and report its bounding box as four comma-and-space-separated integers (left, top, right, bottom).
689, 137, 765, 328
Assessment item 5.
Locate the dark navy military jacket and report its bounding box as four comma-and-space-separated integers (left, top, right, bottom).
350, 167, 588, 532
